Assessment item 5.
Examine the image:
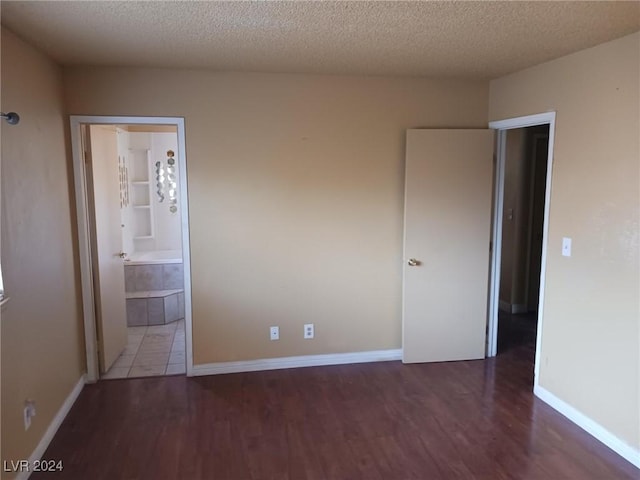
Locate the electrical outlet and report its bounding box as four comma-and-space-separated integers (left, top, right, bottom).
270, 326, 279, 340
23, 400, 36, 431
562, 237, 572, 257
304, 323, 314, 339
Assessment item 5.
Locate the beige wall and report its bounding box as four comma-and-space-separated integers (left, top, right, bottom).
3, 15, 637, 472
63, 68, 488, 364
1, 28, 84, 475
490, 32, 640, 448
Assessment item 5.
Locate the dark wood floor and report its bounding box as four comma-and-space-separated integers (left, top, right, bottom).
34, 336, 638, 479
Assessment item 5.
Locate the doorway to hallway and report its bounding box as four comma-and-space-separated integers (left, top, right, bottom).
497, 125, 549, 357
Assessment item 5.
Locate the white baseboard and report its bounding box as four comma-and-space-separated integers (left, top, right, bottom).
512, 303, 528, 314
499, 301, 528, 314
499, 300, 511, 312
534, 385, 640, 469
191, 349, 402, 376
17, 375, 86, 480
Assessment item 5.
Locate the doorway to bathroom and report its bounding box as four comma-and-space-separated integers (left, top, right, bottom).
70, 116, 193, 383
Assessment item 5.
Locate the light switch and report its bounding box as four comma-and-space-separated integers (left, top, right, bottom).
562, 237, 572, 257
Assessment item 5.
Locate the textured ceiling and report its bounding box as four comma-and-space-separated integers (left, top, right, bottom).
2, 1, 639, 79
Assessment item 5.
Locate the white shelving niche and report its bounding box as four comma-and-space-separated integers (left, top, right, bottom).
129, 148, 155, 242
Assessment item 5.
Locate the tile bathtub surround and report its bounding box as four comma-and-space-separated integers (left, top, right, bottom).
177, 292, 184, 318
126, 298, 148, 327
148, 297, 165, 326
133, 264, 164, 291
125, 263, 184, 292
164, 293, 180, 323
162, 264, 184, 290
124, 265, 136, 292
102, 320, 186, 379
125, 289, 185, 326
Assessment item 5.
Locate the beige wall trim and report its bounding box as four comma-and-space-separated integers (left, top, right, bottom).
15, 376, 86, 480
535, 385, 640, 469
191, 349, 402, 376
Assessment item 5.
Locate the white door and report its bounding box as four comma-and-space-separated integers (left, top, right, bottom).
403, 129, 494, 363
86, 125, 128, 373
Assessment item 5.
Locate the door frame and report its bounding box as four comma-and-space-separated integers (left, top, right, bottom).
487, 112, 556, 385
70, 115, 193, 382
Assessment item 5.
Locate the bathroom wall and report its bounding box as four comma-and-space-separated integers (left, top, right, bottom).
150, 132, 182, 251
119, 131, 182, 254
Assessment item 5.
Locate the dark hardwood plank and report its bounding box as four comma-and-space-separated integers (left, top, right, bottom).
30, 341, 638, 480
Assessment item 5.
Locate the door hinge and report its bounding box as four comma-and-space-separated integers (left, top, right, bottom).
489, 241, 493, 252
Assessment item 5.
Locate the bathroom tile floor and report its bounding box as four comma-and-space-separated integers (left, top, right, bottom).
102, 319, 186, 379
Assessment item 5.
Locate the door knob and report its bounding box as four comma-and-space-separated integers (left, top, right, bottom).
116, 251, 127, 259
408, 258, 420, 266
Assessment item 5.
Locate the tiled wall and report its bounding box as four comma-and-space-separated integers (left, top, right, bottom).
125, 263, 184, 292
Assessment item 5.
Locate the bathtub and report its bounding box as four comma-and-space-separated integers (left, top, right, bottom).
126, 249, 183, 265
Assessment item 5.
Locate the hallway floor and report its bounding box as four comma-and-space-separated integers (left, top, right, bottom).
102, 319, 185, 379
497, 310, 537, 355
